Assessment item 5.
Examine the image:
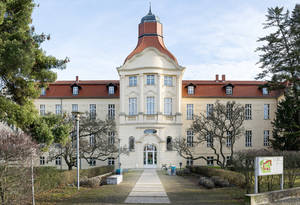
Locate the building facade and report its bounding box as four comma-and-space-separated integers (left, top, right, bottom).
35, 9, 281, 169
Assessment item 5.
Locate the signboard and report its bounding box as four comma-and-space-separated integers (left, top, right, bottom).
255, 156, 283, 176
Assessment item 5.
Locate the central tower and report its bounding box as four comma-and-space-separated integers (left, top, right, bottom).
117, 7, 185, 169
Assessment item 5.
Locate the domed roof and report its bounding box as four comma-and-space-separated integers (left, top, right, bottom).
140, 6, 160, 23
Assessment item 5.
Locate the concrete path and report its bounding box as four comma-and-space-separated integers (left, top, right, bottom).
125, 169, 170, 204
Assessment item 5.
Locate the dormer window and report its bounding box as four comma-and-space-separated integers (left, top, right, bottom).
262, 87, 268, 95
108, 86, 115, 95
226, 86, 232, 95
41, 87, 46, 96
73, 86, 79, 95
188, 86, 194, 95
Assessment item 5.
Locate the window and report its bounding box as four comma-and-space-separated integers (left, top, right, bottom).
40, 156, 45, 165
89, 104, 96, 119
146, 97, 155, 115
207, 156, 214, 166
166, 136, 172, 151
187, 130, 194, 147
207, 104, 214, 118
245, 130, 252, 147
226, 156, 232, 166
72, 104, 78, 112
129, 98, 137, 115
187, 157, 193, 166
108, 132, 115, 145
73, 86, 78, 95
147, 75, 155, 85
108, 86, 115, 95
108, 157, 115, 166
89, 158, 96, 166
129, 76, 137, 87
55, 104, 62, 115
55, 156, 61, 166
144, 129, 157, 134
264, 104, 270, 119
41, 87, 46, 96
245, 104, 252, 120
108, 104, 115, 119
187, 104, 194, 120
164, 76, 173, 86
226, 86, 232, 95
206, 134, 213, 147
164, 98, 172, 115
188, 86, 194, 95
129, 136, 135, 151
262, 87, 268, 95
264, 130, 270, 146
40, 104, 45, 116
226, 131, 232, 147
89, 134, 95, 147
226, 103, 233, 119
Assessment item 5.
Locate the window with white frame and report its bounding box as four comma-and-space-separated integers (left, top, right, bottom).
226, 86, 233, 95
226, 156, 232, 166
166, 136, 173, 151
146, 97, 155, 114
187, 130, 194, 147
245, 104, 252, 120
164, 98, 172, 115
108, 132, 115, 145
245, 130, 252, 147
146, 75, 155, 85
129, 136, 135, 151
207, 104, 214, 118
108, 86, 115, 95
108, 157, 115, 165
40, 156, 45, 165
264, 104, 270, 119
164, 76, 173, 86
226, 103, 233, 119
207, 156, 214, 166
206, 134, 213, 147
89, 158, 96, 166
72, 104, 78, 112
89, 134, 95, 147
41, 87, 46, 96
89, 104, 96, 119
187, 157, 193, 166
129, 76, 137, 87
55, 104, 62, 115
187, 104, 194, 120
264, 130, 270, 146
108, 104, 115, 119
187, 86, 194, 95
129, 98, 137, 115
226, 131, 232, 147
55, 156, 61, 166
73, 86, 79, 95
40, 104, 45, 116
262, 87, 268, 95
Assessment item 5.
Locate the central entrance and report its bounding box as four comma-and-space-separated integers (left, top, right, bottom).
144, 144, 157, 168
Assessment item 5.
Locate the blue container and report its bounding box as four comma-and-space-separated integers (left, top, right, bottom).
116, 168, 123, 175
171, 166, 176, 175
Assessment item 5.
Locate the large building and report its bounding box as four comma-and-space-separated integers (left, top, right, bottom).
35, 9, 282, 169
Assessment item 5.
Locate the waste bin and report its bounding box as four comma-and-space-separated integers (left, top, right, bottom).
171, 166, 176, 176
116, 168, 123, 175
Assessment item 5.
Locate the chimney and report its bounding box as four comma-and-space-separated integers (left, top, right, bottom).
222, 74, 226, 81
215, 74, 219, 82
76, 76, 79, 83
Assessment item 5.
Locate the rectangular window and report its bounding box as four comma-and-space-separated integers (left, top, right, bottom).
206, 134, 213, 147
89, 134, 95, 147
226, 103, 233, 119
245, 104, 252, 120
264, 130, 270, 146
108, 104, 115, 119
187, 157, 193, 166
108, 132, 115, 145
108, 86, 115, 95
108, 157, 115, 166
164, 76, 173, 86
188, 86, 194, 95
147, 75, 155, 85
164, 98, 172, 115
41, 87, 46, 96
55, 156, 61, 166
90, 104, 96, 119
72, 104, 78, 112
226, 131, 232, 147
40, 156, 45, 165
262, 87, 268, 95
226, 156, 232, 166
187, 104, 194, 120
264, 104, 270, 119
129, 76, 137, 87
187, 130, 194, 147
55, 104, 62, 115
207, 104, 214, 118
146, 97, 155, 115
89, 158, 96, 166
129, 98, 137, 115
73, 86, 78, 95
40, 104, 45, 116
207, 156, 214, 166
226, 86, 232, 95
245, 130, 252, 147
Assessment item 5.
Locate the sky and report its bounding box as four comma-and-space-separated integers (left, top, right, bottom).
32, 0, 298, 81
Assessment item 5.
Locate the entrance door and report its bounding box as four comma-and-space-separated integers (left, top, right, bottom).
144, 144, 157, 168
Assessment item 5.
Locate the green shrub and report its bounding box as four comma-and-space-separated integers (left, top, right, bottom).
190, 166, 245, 187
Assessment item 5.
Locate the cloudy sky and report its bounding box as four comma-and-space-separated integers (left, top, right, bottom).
32, 0, 298, 81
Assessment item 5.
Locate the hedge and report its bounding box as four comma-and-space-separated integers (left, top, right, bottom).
190, 166, 246, 187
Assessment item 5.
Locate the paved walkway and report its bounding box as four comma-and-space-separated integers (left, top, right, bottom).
125, 169, 170, 204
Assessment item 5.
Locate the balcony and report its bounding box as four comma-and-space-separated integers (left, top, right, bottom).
121, 113, 181, 124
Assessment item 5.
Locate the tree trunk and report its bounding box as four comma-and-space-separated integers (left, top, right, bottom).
68, 165, 73, 170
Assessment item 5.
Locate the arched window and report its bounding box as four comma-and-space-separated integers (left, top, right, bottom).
129, 136, 135, 151
166, 136, 172, 151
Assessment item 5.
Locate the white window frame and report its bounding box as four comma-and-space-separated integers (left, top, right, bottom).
55, 156, 61, 166
72, 104, 78, 112
226, 86, 233, 95
146, 75, 155, 85
187, 104, 194, 120
40, 104, 45, 116
164, 76, 173, 86
187, 86, 194, 95
262, 87, 268, 95
226, 131, 232, 147
206, 134, 213, 147
55, 104, 62, 115
40, 156, 45, 165
89, 104, 96, 119
89, 158, 96, 166
108, 132, 115, 145
207, 104, 214, 118
108, 86, 115, 95
164, 98, 172, 115
187, 157, 193, 166
129, 98, 137, 115
72, 86, 78, 95
108, 157, 115, 165
245, 130, 252, 147
245, 104, 252, 120
187, 130, 194, 147
264, 104, 270, 120
226, 103, 233, 119
41, 87, 46, 96
207, 156, 214, 166
129, 76, 137, 87
89, 134, 95, 147
146, 96, 155, 115
264, 130, 270, 146
108, 104, 115, 119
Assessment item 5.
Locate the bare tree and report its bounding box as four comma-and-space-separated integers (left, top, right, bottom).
174, 101, 245, 168
0, 129, 37, 205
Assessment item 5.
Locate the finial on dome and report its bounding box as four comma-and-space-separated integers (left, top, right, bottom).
148, 2, 152, 15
